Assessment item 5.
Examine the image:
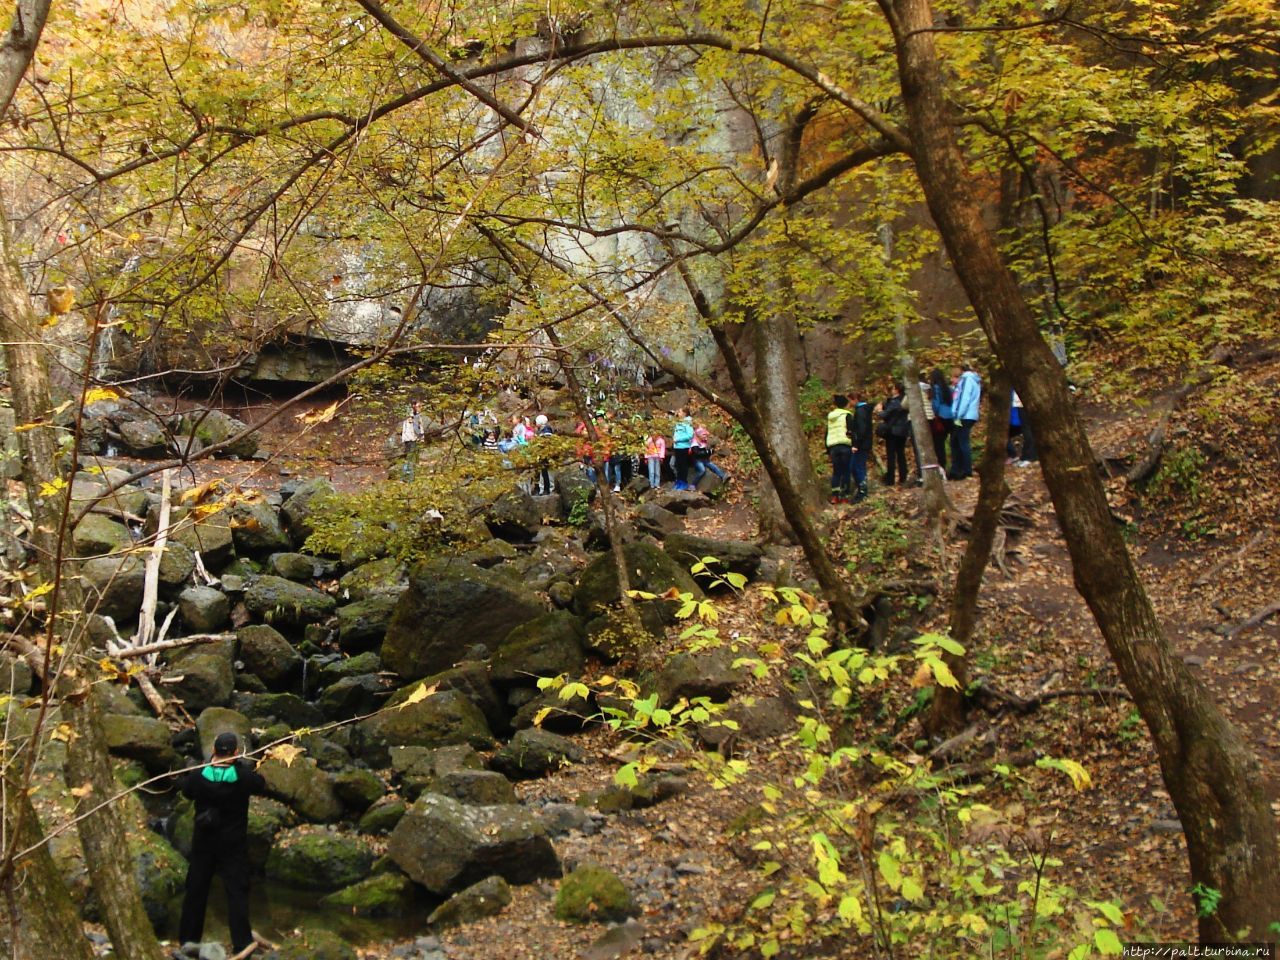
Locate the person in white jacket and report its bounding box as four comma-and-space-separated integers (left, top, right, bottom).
400, 400, 424, 480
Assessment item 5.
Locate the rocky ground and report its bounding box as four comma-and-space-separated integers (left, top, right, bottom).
6, 354, 1278, 960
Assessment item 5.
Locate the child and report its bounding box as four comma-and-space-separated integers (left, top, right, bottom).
690, 424, 727, 484
671, 407, 694, 490
643, 429, 666, 490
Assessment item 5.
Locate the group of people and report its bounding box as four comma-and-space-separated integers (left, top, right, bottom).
825, 362, 1037, 503
577, 407, 727, 493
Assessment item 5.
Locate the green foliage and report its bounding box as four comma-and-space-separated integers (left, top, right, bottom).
841, 496, 913, 576
1146, 444, 1207, 505
1190, 882, 1223, 919
567, 492, 592, 528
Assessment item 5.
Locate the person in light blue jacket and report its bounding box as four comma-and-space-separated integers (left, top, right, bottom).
948, 363, 982, 480
671, 408, 695, 490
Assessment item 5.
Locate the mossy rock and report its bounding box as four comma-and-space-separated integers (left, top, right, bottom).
572, 542, 701, 619
358, 798, 407, 835
167, 506, 235, 567
554, 863, 638, 924
489, 611, 586, 688
332, 767, 385, 812
167, 640, 235, 713
72, 513, 132, 557
337, 557, 407, 601
490, 728, 584, 781
247, 797, 296, 870
236, 624, 304, 690
80, 553, 145, 620
317, 650, 382, 685
100, 713, 177, 773
244, 575, 336, 627
265, 827, 376, 891
259, 756, 343, 823
273, 928, 356, 960
356, 688, 494, 765
319, 871, 420, 917
227, 497, 291, 556
130, 828, 188, 931
427, 875, 511, 927
280, 477, 336, 548
336, 595, 399, 652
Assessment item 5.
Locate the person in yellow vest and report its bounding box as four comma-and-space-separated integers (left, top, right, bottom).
825, 394, 856, 504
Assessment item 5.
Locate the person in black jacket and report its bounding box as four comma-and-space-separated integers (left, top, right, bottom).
178, 732, 268, 954
850, 392, 874, 502
878, 381, 911, 486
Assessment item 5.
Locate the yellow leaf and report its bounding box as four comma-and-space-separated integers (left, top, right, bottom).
83, 386, 122, 405
910, 662, 933, 689
930, 658, 960, 689
47, 286, 75, 315
69, 783, 93, 799
397, 682, 437, 709
295, 400, 341, 425
179, 478, 225, 506
265, 743, 304, 768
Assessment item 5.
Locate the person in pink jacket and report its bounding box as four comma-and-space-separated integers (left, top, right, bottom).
643, 430, 666, 489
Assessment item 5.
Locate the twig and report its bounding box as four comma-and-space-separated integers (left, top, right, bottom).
112, 634, 234, 659
135, 672, 168, 716
134, 468, 172, 651
970, 680, 1131, 715
1225, 601, 1280, 639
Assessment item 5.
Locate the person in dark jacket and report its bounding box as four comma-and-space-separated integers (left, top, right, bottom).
178, 732, 268, 954
850, 392, 874, 502
928, 368, 953, 472
879, 381, 911, 486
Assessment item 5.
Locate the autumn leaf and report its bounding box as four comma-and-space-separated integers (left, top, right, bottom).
396, 682, 437, 709
296, 400, 341, 425
265, 743, 305, 768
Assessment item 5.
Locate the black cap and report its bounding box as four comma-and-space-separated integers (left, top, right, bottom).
212, 732, 239, 756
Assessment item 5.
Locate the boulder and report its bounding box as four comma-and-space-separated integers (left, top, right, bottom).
179, 409, 259, 459
381, 560, 545, 681
663, 532, 763, 588
462, 538, 518, 568
178, 585, 230, 632
158, 542, 196, 592
319, 871, 419, 918
80, 553, 145, 620
356, 688, 494, 764
485, 489, 542, 542
279, 477, 336, 547
429, 769, 517, 806
338, 557, 407, 601
554, 468, 596, 516
259, 757, 343, 823
168, 641, 235, 713
316, 650, 381, 685
389, 743, 482, 795
118, 417, 168, 456
72, 514, 132, 557
510, 690, 596, 733
194, 707, 251, 760
573, 542, 701, 619
421, 661, 508, 735
101, 714, 178, 772
657, 647, 750, 705
244, 575, 336, 627
489, 728, 584, 780
269, 551, 334, 581
336, 596, 399, 652
387, 793, 561, 895
227, 498, 291, 556
358, 798, 407, 835
236, 624, 303, 689
584, 773, 689, 813
427, 875, 511, 927
130, 828, 188, 930
489, 611, 586, 688
168, 508, 235, 568
583, 606, 665, 662
634, 502, 682, 538
332, 768, 386, 812
338, 523, 392, 568
554, 864, 638, 924
698, 695, 798, 748
0, 652, 33, 697
236, 692, 323, 728
247, 797, 295, 870
651, 488, 713, 515
317, 675, 387, 721
265, 827, 376, 890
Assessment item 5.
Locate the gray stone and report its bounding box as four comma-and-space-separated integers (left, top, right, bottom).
259, 757, 343, 822
158, 542, 196, 591
634, 502, 682, 538
583, 606, 665, 662
101, 714, 178, 772
269, 551, 332, 581
119, 417, 168, 456
332, 768, 386, 812
539, 802, 594, 837
0, 652, 33, 697
573, 542, 701, 619
338, 557, 407, 601
490, 728, 584, 780
80, 552, 145, 620
194, 707, 251, 760
244, 575, 336, 627
168, 641, 235, 713
178, 585, 230, 632
387, 793, 561, 894
265, 827, 375, 890
236, 691, 323, 728
698, 695, 798, 747
227, 498, 291, 556
236, 624, 303, 689
662, 532, 763, 588
485, 489, 542, 542
381, 560, 545, 681
421, 661, 509, 735
490, 611, 586, 688
358, 798, 407, 835
168, 508, 235, 568
554, 468, 596, 516
657, 647, 749, 705
179, 409, 259, 460
316, 650, 382, 685
427, 875, 511, 927
651, 488, 712, 514
73, 514, 132, 557
317, 675, 387, 721
462, 538, 518, 568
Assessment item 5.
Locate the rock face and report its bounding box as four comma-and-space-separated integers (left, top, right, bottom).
381, 560, 545, 681
573, 542, 701, 619
489, 611, 586, 687
489, 728, 584, 780
265, 828, 376, 890
427, 875, 512, 927
236, 624, 303, 689
356, 688, 495, 764
554, 864, 638, 924
244, 575, 336, 627
387, 793, 561, 895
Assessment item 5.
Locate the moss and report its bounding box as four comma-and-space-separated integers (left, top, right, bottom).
553, 864, 637, 924
318, 872, 418, 917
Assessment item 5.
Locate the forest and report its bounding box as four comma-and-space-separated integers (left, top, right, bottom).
0, 0, 1277, 957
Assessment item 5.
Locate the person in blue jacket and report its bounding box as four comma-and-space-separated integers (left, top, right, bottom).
948, 362, 982, 480
671, 408, 695, 490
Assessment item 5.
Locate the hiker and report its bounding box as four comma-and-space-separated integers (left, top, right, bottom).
1009, 392, 1038, 467
400, 400, 423, 480
532, 414, 554, 495
177, 732, 268, 956
825, 394, 855, 503
850, 391, 873, 502
878, 381, 911, 486
690, 424, 727, 484
928, 368, 953, 473
643, 427, 666, 490
574, 418, 597, 482
949, 362, 982, 480
671, 407, 695, 490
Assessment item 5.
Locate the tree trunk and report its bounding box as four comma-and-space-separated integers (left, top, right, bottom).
751, 310, 822, 542
0, 770, 94, 960
886, 0, 1280, 935
925, 366, 1011, 737
0, 189, 167, 960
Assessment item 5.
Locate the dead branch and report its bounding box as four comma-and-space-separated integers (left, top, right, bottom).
1225, 601, 1280, 639
969, 679, 1131, 715
112, 634, 234, 659
135, 672, 168, 716
133, 469, 172, 651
